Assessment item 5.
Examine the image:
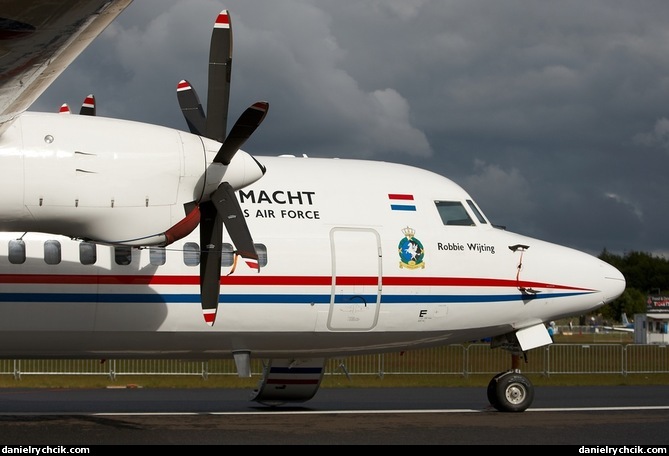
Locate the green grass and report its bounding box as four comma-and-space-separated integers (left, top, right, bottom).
321, 373, 669, 388
1, 372, 668, 390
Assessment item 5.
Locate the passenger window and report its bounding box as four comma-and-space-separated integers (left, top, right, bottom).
150, 246, 166, 266
435, 201, 474, 226
255, 243, 268, 267
79, 242, 97, 265
114, 246, 132, 265
184, 242, 200, 266
466, 200, 487, 224
8, 239, 26, 264
221, 243, 268, 268
221, 243, 234, 267
44, 240, 62, 265
186, 243, 266, 268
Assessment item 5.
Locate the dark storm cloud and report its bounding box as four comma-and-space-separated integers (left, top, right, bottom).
33, 0, 669, 257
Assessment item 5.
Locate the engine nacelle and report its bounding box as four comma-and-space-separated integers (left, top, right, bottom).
0, 112, 265, 245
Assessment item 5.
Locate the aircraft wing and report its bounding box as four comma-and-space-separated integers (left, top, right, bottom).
602, 326, 634, 333
0, 0, 133, 136
602, 314, 634, 333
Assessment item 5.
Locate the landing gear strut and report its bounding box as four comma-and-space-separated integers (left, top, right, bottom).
487, 353, 534, 412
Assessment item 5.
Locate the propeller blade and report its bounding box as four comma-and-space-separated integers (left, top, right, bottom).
80, 94, 96, 116
214, 101, 269, 165
199, 200, 223, 326
210, 182, 259, 268
175, 10, 266, 326
177, 80, 206, 136
199, 182, 259, 327
205, 10, 232, 142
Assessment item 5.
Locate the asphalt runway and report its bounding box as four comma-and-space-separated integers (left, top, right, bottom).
0, 385, 668, 445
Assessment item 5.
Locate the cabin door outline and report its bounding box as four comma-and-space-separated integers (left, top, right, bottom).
327, 227, 382, 331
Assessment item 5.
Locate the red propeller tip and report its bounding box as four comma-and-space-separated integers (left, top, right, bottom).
203, 309, 217, 326
177, 80, 192, 91
215, 10, 230, 29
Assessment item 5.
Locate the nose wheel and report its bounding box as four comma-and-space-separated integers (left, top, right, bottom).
487, 370, 534, 412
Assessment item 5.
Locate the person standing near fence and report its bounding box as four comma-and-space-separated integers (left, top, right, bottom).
547, 322, 555, 342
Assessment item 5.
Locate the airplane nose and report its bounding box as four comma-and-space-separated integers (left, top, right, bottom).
601, 260, 626, 304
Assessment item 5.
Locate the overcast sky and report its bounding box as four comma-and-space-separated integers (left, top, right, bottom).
33, 0, 669, 258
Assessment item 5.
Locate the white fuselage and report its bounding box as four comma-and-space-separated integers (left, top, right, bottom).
0, 115, 626, 359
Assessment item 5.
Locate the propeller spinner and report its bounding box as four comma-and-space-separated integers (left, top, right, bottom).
177, 10, 269, 326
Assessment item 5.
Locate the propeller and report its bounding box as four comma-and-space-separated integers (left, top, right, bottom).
79, 94, 96, 116
58, 94, 96, 115
177, 10, 269, 326
176, 80, 205, 136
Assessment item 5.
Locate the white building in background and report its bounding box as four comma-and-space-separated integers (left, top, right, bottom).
634, 295, 669, 344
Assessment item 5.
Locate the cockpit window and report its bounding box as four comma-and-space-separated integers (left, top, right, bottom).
466, 199, 487, 224
435, 201, 475, 226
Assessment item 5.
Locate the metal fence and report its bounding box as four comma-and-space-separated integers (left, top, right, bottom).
1, 343, 668, 380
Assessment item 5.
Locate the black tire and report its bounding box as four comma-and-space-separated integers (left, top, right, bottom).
486, 371, 506, 409
491, 372, 534, 412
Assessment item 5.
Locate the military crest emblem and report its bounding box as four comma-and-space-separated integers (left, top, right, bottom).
398, 226, 425, 269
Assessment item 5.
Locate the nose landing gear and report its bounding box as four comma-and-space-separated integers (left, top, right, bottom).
487, 369, 534, 412
487, 352, 534, 412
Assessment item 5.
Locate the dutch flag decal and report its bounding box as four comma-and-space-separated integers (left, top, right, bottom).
389, 194, 416, 211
